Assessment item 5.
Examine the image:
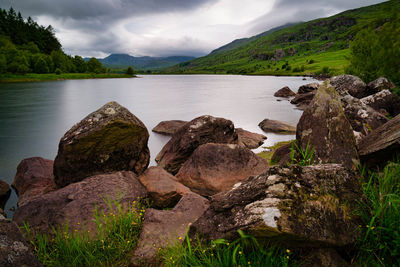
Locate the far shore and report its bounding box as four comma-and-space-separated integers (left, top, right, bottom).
0, 73, 136, 83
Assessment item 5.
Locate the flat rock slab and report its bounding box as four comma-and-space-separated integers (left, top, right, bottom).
13, 171, 147, 238
176, 143, 269, 196
152, 120, 188, 135
138, 166, 190, 208
236, 128, 267, 149
259, 119, 296, 134
156, 115, 238, 175
358, 114, 400, 168
54, 101, 150, 187
0, 218, 41, 267
131, 192, 209, 266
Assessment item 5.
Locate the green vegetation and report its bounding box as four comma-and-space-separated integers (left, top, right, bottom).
160, 230, 293, 267
125, 66, 135, 75
290, 141, 315, 166
164, 0, 400, 80
257, 140, 292, 165
356, 160, 400, 266
24, 198, 147, 267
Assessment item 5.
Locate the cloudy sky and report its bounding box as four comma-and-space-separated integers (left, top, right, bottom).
0, 0, 387, 58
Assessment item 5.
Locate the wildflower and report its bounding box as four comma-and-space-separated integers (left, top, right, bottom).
371, 226, 375, 230
366, 225, 369, 228
286, 256, 289, 259
286, 249, 290, 253
203, 250, 206, 253
227, 242, 230, 246
170, 257, 173, 260
127, 241, 130, 243
239, 251, 243, 255
211, 253, 214, 257
178, 236, 182, 240
248, 262, 251, 265
77, 222, 80, 225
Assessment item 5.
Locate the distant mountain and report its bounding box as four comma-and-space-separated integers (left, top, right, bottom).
210, 22, 300, 55
95, 53, 196, 70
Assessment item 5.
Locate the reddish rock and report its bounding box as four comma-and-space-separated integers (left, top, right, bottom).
358, 114, 400, 168
274, 86, 295, 97
0, 219, 41, 267
236, 128, 267, 149
258, 119, 296, 134
296, 81, 358, 168
329, 75, 367, 98
0, 180, 10, 209
271, 142, 292, 166
54, 101, 150, 188
138, 166, 190, 208
298, 82, 319, 94
131, 192, 209, 266
176, 143, 269, 196
152, 120, 188, 135
12, 157, 56, 206
13, 171, 147, 238
156, 115, 238, 175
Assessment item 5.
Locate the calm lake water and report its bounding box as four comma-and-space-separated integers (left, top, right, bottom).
0, 75, 316, 217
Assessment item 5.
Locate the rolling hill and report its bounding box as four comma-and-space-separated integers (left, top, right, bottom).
165, 0, 398, 76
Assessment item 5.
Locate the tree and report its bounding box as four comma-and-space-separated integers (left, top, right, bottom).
126, 66, 135, 75
33, 55, 49, 73
72, 55, 86, 73
0, 54, 6, 73
87, 57, 105, 74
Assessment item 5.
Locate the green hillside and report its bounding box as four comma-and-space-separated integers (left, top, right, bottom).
165, 0, 398, 77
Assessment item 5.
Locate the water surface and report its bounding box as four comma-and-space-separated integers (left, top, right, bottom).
0, 75, 315, 217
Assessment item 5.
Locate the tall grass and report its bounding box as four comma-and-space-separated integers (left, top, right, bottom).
356, 161, 400, 266
23, 198, 147, 267
160, 230, 294, 267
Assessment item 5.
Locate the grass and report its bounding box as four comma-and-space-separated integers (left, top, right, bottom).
0, 73, 135, 83
257, 140, 293, 165
23, 197, 147, 267
355, 160, 400, 266
159, 230, 294, 267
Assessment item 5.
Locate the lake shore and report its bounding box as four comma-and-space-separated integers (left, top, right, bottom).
0, 73, 136, 83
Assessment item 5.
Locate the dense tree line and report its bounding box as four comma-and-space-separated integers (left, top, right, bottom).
348, 14, 400, 85
0, 7, 106, 75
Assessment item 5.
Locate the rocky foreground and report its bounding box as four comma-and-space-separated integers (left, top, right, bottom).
1, 75, 399, 266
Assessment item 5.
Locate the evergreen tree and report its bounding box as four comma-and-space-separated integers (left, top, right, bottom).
126, 66, 135, 75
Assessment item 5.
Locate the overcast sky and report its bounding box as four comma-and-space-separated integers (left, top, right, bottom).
0, 0, 387, 58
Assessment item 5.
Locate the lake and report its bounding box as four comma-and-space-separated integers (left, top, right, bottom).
0, 74, 316, 217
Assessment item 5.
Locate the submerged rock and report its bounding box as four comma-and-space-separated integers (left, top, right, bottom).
176, 143, 269, 196
152, 120, 188, 135
259, 119, 296, 134
156, 115, 238, 175
274, 86, 295, 97
54, 101, 150, 188
296, 81, 358, 168
189, 164, 360, 247
13, 171, 147, 238
236, 128, 267, 149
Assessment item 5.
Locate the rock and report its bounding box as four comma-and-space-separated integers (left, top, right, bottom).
189, 164, 360, 248
138, 166, 190, 209
54, 101, 150, 188
176, 143, 269, 196
290, 91, 317, 109
329, 75, 367, 98
274, 86, 295, 97
300, 248, 350, 267
152, 120, 188, 135
258, 119, 296, 134
358, 114, 400, 168
13, 171, 147, 238
0, 180, 10, 209
298, 82, 319, 94
0, 219, 41, 267
341, 94, 389, 139
12, 157, 56, 207
236, 128, 267, 149
274, 48, 286, 60
367, 77, 396, 95
360, 89, 400, 117
271, 142, 292, 166
156, 115, 238, 175
296, 81, 358, 168
131, 192, 209, 266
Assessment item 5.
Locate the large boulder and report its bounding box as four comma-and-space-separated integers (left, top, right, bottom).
298, 82, 319, 94
131, 192, 209, 266
176, 143, 269, 196
329, 75, 367, 98
152, 120, 188, 135
12, 157, 56, 207
138, 166, 190, 208
274, 86, 295, 97
259, 119, 296, 134
54, 101, 150, 188
13, 171, 147, 237
271, 142, 292, 166
358, 114, 400, 168
0, 180, 10, 209
360, 89, 400, 117
296, 81, 358, 168
155, 115, 238, 175
0, 218, 41, 267
189, 164, 360, 248
236, 128, 267, 149
367, 77, 396, 95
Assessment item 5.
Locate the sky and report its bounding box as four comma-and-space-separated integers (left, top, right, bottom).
0, 0, 388, 58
